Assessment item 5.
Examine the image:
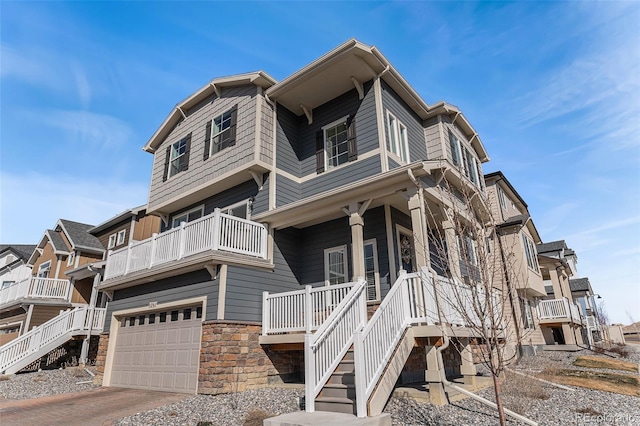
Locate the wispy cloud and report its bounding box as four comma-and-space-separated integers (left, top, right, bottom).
0, 172, 148, 243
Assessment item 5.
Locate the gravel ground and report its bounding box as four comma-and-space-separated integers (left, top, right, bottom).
2, 346, 638, 425
0, 367, 98, 400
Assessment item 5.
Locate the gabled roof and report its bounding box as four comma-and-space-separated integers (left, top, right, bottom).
484, 171, 528, 209
46, 230, 69, 253
57, 219, 104, 253
0, 244, 36, 261
569, 277, 592, 293
144, 71, 276, 153
89, 205, 147, 235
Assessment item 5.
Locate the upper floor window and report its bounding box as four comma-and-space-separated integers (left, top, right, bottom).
163, 133, 192, 181
67, 251, 75, 267
387, 111, 410, 163
325, 245, 348, 285
316, 116, 357, 173
108, 233, 117, 249
222, 200, 249, 219
172, 205, 204, 228
1, 281, 15, 289
204, 105, 238, 160
522, 234, 539, 273
449, 131, 462, 166
117, 229, 126, 245
37, 261, 51, 278
497, 186, 507, 210
520, 297, 535, 329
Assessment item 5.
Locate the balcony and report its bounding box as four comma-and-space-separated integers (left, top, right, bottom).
537, 298, 582, 324
0, 277, 71, 309
104, 209, 269, 283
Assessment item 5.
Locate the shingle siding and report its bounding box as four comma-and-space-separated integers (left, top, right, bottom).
424, 117, 443, 160
148, 85, 258, 210
105, 270, 218, 330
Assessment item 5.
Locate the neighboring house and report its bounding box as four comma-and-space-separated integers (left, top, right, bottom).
0, 220, 107, 374
536, 240, 586, 348
484, 172, 546, 356
0, 244, 36, 345
569, 277, 601, 346
96, 39, 512, 417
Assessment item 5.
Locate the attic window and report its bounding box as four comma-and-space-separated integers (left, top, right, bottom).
163, 133, 192, 181
67, 252, 75, 267
316, 116, 357, 173
203, 105, 238, 160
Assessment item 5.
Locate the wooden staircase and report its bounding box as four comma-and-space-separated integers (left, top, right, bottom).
316, 348, 357, 414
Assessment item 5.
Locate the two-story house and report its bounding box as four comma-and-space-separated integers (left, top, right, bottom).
536, 240, 585, 348
96, 39, 502, 417
483, 172, 546, 357
569, 277, 601, 346
0, 244, 36, 345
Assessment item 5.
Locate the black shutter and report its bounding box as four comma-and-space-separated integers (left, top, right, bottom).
203, 120, 212, 161
316, 130, 325, 174
228, 105, 238, 147
162, 146, 171, 182
347, 117, 357, 161
182, 133, 192, 172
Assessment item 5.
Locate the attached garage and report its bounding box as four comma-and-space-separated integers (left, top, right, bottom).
109, 304, 202, 393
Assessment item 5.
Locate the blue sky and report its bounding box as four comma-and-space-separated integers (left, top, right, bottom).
1, 2, 638, 324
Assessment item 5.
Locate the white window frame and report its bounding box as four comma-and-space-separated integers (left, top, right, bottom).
449, 131, 462, 166
108, 233, 117, 249
323, 116, 350, 171
172, 205, 205, 228
67, 251, 75, 266
324, 245, 349, 286
1, 280, 16, 289
210, 108, 235, 156
363, 239, 380, 302
169, 137, 189, 178
521, 297, 535, 329
221, 200, 250, 219
522, 234, 540, 273
37, 261, 51, 278
497, 186, 507, 210
116, 229, 126, 245
386, 111, 410, 163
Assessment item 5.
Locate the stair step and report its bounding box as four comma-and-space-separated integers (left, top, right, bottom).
342, 350, 354, 361
320, 383, 356, 399
327, 371, 354, 385
334, 359, 354, 372
315, 396, 356, 414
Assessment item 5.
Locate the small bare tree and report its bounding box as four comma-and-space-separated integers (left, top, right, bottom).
418, 171, 533, 425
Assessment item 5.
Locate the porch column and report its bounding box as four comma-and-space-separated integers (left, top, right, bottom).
549, 268, 564, 299
348, 203, 365, 280
425, 344, 447, 405
80, 271, 102, 365
459, 338, 477, 387
442, 220, 461, 279
408, 190, 429, 269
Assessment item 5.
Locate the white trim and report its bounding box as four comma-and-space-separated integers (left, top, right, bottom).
171, 205, 205, 228
386, 110, 410, 163
116, 230, 126, 246
384, 204, 397, 283
102, 296, 207, 390
108, 234, 117, 249
374, 78, 389, 173
269, 99, 277, 210
217, 264, 228, 320
254, 86, 264, 164
322, 115, 350, 172
274, 148, 380, 184
324, 244, 349, 286
363, 239, 380, 302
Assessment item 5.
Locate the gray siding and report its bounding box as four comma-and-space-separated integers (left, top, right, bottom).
275, 105, 301, 177
424, 117, 443, 160
252, 172, 270, 215
381, 81, 427, 162
224, 227, 301, 322
362, 207, 391, 298
298, 217, 352, 286
148, 85, 259, 211
388, 157, 401, 170
259, 94, 274, 165
275, 174, 300, 206
300, 156, 381, 199
106, 270, 218, 330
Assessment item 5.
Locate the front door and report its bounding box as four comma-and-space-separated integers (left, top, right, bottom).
396, 226, 416, 273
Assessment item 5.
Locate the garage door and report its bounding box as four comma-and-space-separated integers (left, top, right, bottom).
110, 305, 202, 393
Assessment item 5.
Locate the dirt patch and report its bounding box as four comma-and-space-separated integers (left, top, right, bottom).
573, 355, 638, 373
540, 369, 640, 397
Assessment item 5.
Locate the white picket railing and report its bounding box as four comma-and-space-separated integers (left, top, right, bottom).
104, 208, 268, 280
537, 298, 582, 324
0, 277, 71, 306
262, 282, 356, 335
0, 306, 106, 374
305, 278, 367, 413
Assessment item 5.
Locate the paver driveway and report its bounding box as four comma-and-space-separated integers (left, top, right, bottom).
0, 387, 189, 426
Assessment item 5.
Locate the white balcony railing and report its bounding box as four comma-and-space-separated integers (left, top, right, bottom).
104, 208, 268, 280
537, 298, 582, 323
0, 278, 71, 306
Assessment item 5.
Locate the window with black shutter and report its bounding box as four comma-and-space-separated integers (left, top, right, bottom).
163, 133, 191, 180
206, 105, 238, 158
316, 115, 358, 173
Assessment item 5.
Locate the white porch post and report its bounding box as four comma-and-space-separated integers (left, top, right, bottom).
348, 203, 366, 280
80, 270, 102, 365
408, 191, 429, 269
442, 220, 461, 279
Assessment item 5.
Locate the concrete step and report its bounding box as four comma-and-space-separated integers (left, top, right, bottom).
327, 371, 354, 385
320, 383, 356, 399
315, 396, 356, 415
264, 411, 391, 426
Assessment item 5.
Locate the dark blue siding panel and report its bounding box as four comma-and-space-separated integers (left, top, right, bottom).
224, 227, 301, 322
298, 217, 351, 286
252, 173, 270, 215
301, 156, 381, 198
276, 174, 300, 206
381, 80, 427, 162
362, 207, 391, 297
105, 270, 218, 329
390, 206, 412, 282
275, 106, 301, 177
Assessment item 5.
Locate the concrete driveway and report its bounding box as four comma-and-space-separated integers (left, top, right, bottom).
0, 387, 189, 426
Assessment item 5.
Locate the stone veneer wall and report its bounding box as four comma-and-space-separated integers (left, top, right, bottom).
198, 320, 303, 394
94, 333, 109, 383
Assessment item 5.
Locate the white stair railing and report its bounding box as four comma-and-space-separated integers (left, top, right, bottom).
105, 209, 268, 280
0, 306, 106, 374
305, 278, 367, 413
262, 282, 356, 335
